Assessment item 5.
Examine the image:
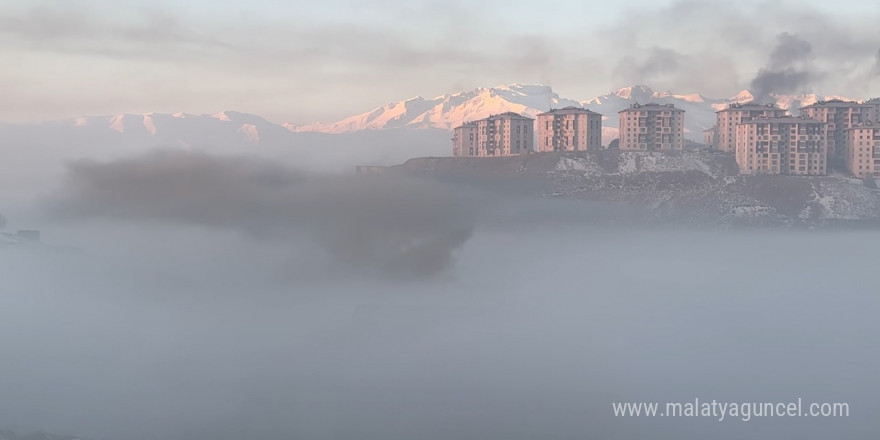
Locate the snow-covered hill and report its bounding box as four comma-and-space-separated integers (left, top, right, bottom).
290, 84, 856, 144
392, 151, 880, 226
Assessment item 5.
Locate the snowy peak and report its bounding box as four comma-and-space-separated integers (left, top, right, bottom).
612, 85, 656, 101
287, 84, 581, 133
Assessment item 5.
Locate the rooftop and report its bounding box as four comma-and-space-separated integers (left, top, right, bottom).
716, 102, 783, 113
800, 99, 872, 109
619, 102, 685, 113
485, 111, 534, 120
537, 106, 602, 116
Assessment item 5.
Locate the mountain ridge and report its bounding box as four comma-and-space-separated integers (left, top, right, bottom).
0, 85, 859, 148
286, 84, 857, 143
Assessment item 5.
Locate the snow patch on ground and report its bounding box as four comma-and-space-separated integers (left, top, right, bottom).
801, 181, 880, 220
553, 157, 602, 177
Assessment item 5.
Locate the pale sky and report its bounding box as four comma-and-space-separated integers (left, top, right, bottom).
1, 0, 879, 124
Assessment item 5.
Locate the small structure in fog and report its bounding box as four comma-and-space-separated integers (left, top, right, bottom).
356, 165, 389, 175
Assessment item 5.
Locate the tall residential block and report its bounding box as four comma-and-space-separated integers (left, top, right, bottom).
618, 103, 685, 151
715, 103, 788, 153
845, 121, 880, 178
735, 116, 827, 175
452, 112, 534, 157
865, 98, 880, 122
452, 121, 478, 157
799, 100, 872, 157
703, 126, 717, 148
536, 107, 603, 152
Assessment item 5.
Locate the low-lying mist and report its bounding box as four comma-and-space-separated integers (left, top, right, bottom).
1, 150, 878, 440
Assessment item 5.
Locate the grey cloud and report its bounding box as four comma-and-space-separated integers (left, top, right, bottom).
873, 49, 880, 76
49, 150, 485, 279
0, 3, 235, 60
749, 32, 816, 102
612, 47, 686, 87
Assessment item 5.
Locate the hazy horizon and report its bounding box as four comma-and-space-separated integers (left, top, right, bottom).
2, 0, 879, 124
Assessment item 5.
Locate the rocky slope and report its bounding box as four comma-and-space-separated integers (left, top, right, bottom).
392, 151, 880, 227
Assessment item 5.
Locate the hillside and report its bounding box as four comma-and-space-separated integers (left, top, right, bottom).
392, 151, 880, 227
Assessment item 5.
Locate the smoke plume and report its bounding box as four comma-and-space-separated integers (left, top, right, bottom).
50, 150, 484, 279
749, 32, 816, 103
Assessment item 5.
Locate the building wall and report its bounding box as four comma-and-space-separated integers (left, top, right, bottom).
735, 120, 827, 175
846, 125, 880, 178
800, 103, 871, 157
866, 99, 880, 123
703, 127, 717, 148
716, 106, 788, 153
452, 123, 478, 157
453, 114, 534, 157
536, 111, 602, 152
618, 104, 685, 151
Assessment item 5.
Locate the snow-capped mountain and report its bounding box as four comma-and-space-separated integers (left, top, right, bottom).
0, 84, 859, 178
286, 84, 582, 133
289, 84, 857, 143
26, 111, 293, 149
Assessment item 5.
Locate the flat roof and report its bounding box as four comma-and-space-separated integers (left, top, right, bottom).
716, 103, 784, 113
618, 102, 685, 113
800, 99, 872, 110
537, 106, 602, 116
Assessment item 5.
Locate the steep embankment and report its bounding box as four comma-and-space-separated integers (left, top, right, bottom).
393, 150, 880, 227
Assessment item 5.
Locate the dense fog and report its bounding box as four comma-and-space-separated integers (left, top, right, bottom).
1, 149, 878, 440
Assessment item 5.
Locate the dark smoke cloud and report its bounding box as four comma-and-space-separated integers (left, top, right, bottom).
49, 150, 484, 279
612, 47, 685, 86
873, 48, 880, 76
750, 32, 816, 102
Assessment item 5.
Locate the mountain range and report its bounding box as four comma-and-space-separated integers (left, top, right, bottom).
0, 84, 858, 173
286, 84, 854, 143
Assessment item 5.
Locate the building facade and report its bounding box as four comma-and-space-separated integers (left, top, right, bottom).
618, 103, 685, 151
536, 107, 603, 152
845, 121, 880, 178
735, 117, 827, 175
452, 121, 479, 157
799, 100, 872, 157
452, 113, 534, 157
703, 126, 717, 148
716, 103, 788, 153
865, 98, 880, 123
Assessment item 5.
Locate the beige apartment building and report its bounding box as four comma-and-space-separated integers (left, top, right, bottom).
735, 116, 827, 175
703, 127, 717, 148
618, 103, 685, 151
845, 121, 880, 178
865, 98, 880, 123
452, 112, 535, 157
716, 103, 788, 153
536, 107, 603, 152
799, 100, 872, 157
452, 121, 479, 157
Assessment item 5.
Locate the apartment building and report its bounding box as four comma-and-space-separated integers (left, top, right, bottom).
735, 116, 827, 175
451, 112, 535, 157
536, 107, 603, 152
715, 103, 788, 153
618, 103, 685, 151
845, 121, 880, 178
799, 100, 872, 157
452, 121, 479, 157
703, 126, 717, 148
865, 98, 880, 122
